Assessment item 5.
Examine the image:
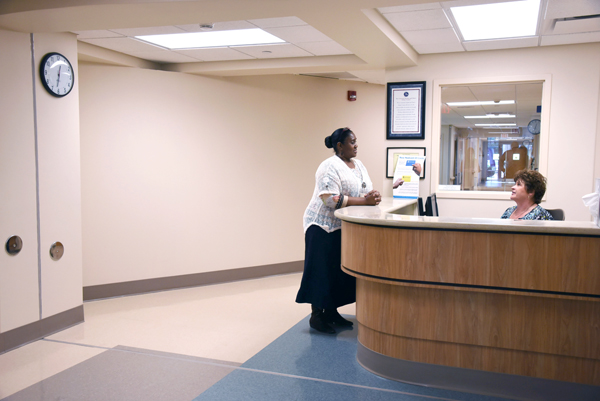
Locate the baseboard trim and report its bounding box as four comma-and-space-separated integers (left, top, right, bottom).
83, 260, 303, 301
356, 341, 600, 401
0, 305, 84, 354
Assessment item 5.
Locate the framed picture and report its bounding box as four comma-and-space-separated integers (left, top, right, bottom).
386, 147, 426, 179
386, 81, 426, 140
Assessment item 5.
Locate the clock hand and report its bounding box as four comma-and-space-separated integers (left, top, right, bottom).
57, 66, 62, 86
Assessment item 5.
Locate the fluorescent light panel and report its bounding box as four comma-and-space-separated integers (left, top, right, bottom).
475, 123, 517, 127
465, 114, 515, 118
446, 100, 515, 107
451, 0, 540, 41
136, 28, 285, 49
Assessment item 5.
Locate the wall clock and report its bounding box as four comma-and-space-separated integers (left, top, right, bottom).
40, 52, 74, 97
527, 119, 541, 135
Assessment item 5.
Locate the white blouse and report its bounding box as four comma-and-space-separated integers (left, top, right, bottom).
303, 155, 373, 233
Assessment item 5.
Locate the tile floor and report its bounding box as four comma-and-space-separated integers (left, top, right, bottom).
0, 273, 596, 400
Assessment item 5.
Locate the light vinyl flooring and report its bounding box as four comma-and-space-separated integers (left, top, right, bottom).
0, 273, 521, 401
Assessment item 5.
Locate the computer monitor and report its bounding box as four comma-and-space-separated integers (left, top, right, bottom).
417, 197, 426, 216
425, 194, 438, 217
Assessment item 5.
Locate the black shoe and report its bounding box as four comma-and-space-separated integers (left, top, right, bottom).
310, 306, 336, 334
323, 309, 353, 327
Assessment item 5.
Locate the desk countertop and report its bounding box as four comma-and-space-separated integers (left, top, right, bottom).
335, 197, 600, 236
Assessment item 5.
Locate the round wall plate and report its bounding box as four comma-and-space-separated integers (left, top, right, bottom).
50, 241, 64, 261
6, 235, 23, 255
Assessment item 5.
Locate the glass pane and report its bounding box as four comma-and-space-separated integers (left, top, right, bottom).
439, 82, 543, 192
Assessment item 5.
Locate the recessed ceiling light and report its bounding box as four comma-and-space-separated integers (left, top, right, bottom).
464, 114, 515, 118
451, 0, 540, 41
446, 100, 515, 107
136, 28, 285, 49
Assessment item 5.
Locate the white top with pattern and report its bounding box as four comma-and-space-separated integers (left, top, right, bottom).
303, 155, 373, 233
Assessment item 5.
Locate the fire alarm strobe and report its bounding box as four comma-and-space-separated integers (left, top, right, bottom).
348, 91, 357, 101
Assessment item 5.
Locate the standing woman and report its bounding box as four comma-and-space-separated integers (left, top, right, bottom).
296, 127, 381, 334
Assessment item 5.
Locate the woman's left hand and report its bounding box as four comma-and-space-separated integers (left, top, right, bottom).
364, 190, 381, 205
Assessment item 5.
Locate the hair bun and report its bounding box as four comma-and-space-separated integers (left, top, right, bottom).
324, 136, 333, 148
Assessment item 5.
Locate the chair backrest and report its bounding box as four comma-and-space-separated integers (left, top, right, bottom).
546, 208, 565, 221
425, 194, 439, 217
417, 197, 426, 216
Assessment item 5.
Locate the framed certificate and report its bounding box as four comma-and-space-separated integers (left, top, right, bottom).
386, 81, 426, 140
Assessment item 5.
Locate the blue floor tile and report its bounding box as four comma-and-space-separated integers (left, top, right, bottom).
195, 315, 513, 401
194, 369, 460, 401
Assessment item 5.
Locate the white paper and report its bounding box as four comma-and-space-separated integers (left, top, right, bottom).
393, 155, 425, 199
392, 88, 421, 134
582, 178, 600, 227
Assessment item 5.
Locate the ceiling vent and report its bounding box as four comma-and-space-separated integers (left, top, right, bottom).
553, 14, 600, 35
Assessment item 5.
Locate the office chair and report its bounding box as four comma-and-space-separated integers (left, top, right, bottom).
545, 208, 565, 221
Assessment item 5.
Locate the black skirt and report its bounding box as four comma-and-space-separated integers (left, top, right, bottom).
295, 225, 356, 309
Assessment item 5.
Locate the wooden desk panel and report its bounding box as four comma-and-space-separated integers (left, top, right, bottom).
342, 222, 600, 295
341, 221, 600, 387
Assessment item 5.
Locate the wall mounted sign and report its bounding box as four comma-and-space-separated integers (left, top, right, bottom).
386, 81, 426, 140
386, 147, 426, 179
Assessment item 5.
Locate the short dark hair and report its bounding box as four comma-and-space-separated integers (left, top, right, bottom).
513, 169, 547, 204
324, 127, 353, 154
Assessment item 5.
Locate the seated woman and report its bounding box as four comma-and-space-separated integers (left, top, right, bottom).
501, 169, 553, 220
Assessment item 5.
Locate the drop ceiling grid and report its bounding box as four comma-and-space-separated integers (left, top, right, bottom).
74, 16, 345, 63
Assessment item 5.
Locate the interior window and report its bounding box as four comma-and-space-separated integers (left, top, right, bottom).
438, 82, 543, 193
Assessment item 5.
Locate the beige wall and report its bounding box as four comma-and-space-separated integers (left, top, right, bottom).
0, 30, 39, 332
80, 42, 600, 287
386, 43, 600, 220
33, 32, 83, 319
0, 29, 82, 332
79, 66, 386, 286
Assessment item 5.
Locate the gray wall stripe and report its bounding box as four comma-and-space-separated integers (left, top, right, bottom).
30, 33, 43, 320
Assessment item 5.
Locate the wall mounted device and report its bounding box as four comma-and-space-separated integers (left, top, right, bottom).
5, 235, 23, 255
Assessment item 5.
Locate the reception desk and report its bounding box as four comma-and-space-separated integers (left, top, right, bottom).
336, 199, 600, 400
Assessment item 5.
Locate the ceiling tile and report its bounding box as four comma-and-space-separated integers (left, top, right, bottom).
384, 9, 452, 32
294, 41, 352, 56
176, 20, 256, 32
108, 26, 186, 36
470, 84, 516, 101
541, 31, 600, 46
175, 47, 255, 61
401, 28, 461, 45
73, 30, 123, 39
233, 43, 313, 58
79, 37, 165, 53
463, 37, 539, 51
248, 16, 307, 28
127, 51, 200, 63
442, 86, 476, 103
263, 25, 331, 43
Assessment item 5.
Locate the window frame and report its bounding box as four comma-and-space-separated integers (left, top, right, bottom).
430, 75, 552, 200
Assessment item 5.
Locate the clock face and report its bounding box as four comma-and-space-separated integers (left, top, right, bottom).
40, 53, 74, 97
527, 119, 541, 135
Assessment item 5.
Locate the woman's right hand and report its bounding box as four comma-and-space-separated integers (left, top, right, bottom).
364, 190, 381, 205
